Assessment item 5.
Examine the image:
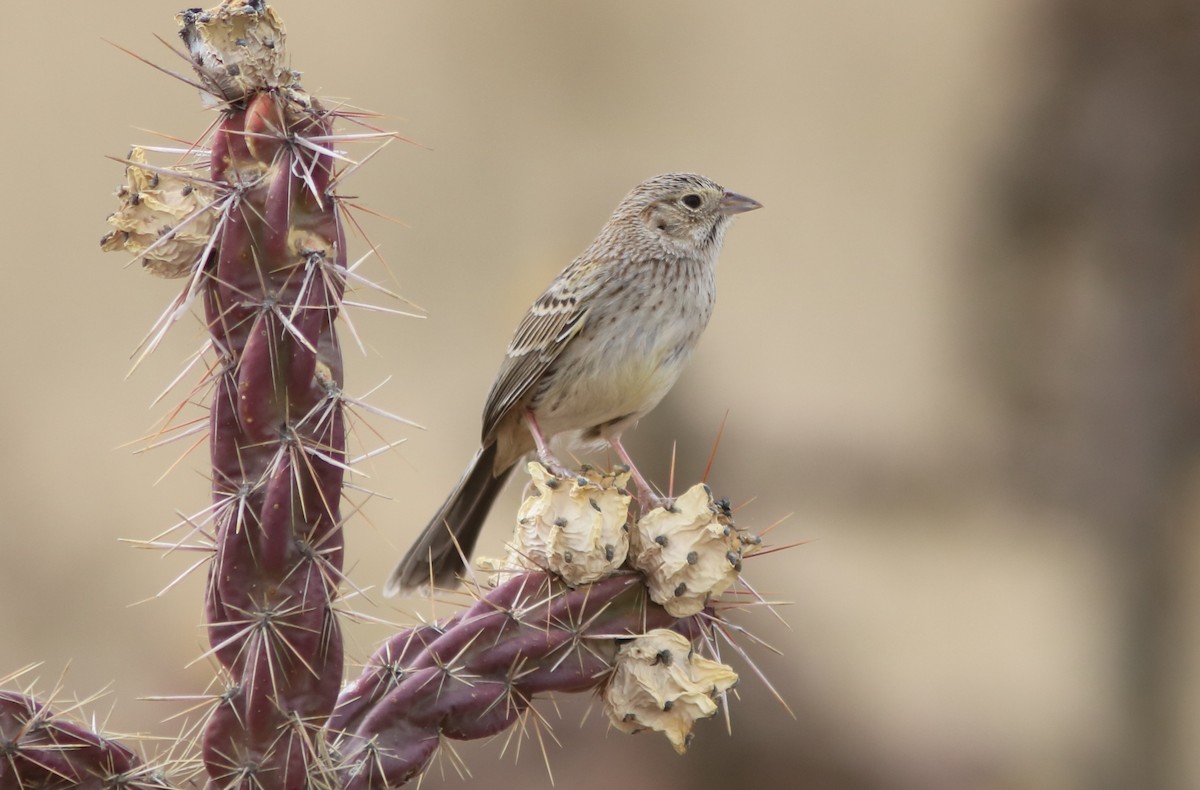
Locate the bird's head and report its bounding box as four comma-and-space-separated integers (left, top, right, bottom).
615, 172, 761, 258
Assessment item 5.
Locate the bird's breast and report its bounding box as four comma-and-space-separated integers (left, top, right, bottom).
531, 260, 714, 433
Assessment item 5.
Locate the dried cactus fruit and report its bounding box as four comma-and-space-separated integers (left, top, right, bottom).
630, 483, 761, 617
100, 147, 217, 278
480, 462, 633, 586
603, 628, 739, 754
177, 0, 293, 102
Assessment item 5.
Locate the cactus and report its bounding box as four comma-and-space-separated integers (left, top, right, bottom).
0, 674, 165, 789
331, 573, 686, 788
4, 2, 782, 788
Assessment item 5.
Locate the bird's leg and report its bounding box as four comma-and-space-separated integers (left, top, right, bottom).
609, 435, 667, 509
524, 411, 572, 476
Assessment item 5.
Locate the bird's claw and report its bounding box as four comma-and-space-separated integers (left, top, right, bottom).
638, 490, 671, 512
545, 461, 574, 478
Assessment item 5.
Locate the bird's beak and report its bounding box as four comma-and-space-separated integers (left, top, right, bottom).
719, 190, 763, 216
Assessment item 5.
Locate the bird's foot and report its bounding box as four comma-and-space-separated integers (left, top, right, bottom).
638, 489, 673, 512
545, 460, 574, 478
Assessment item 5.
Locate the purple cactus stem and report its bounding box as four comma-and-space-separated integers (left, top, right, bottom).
193, 40, 349, 787
0, 691, 157, 789
330, 572, 695, 785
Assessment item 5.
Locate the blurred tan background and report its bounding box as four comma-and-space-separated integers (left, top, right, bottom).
2, 1, 1198, 788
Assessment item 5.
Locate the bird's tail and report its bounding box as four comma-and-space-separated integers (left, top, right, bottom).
384, 442, 514, 596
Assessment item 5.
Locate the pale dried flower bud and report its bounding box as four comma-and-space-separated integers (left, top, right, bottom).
101, 147, 215, 279
177, 0, 293, 102
480, 462, 631, 586
630, 482, 758, 616
604, 628, 738, 754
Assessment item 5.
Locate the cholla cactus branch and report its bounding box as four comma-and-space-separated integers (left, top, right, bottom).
330, 573, 694, 788
0, 689, 168, 789
163, 2, 350, 785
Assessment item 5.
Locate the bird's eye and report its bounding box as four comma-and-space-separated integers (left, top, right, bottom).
680, 193, 703, 210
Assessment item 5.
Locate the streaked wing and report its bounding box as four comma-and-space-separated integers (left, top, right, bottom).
481, 280, 589, 442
